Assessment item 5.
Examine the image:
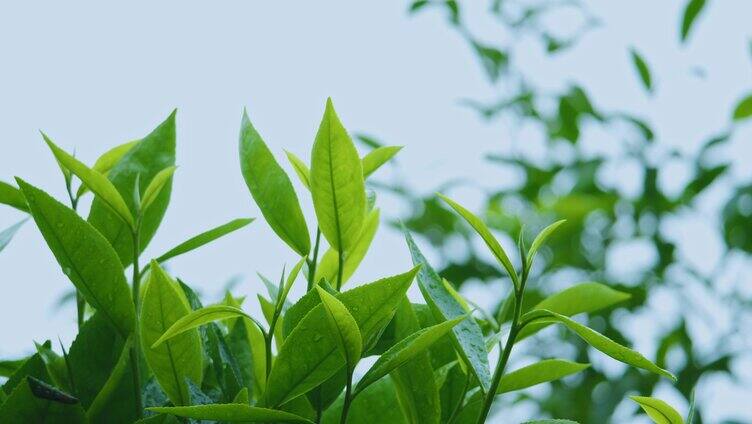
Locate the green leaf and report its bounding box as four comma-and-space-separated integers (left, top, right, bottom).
437, 193, 518, 287
310, 98, 367, 254
76, 140, 139, 198
630, 48, 653, 93
522, 420, 579, 424
496, 359, 590, 394
42, 133, 135, 228
680, 0, 706, 43
153, 305, 260, 349
232, 387, 250, 404
732, 93, 752, 121
284, 150, 311, 190
314, 209, 380, 286
278, 259, 306, 313
85, 337, 135, 423
140, 261, 203, 406
18, 178, 135, 337
140, 166, 177, 213
155, 218, 254, 263
687, 389, 696, 423
630, 396, 684, 424
361, 146, 402, 178
0, 218, 27, 254
315, 287, 363, 373
2, 351, 50, 396
521, 309, 676, 380
88, 111, 177, 267
266, 267, 419, 407
356, 315, 464, 395
0, 358, 26, 378
322, 376, 408, 424
526, 219, 565, 271
239, 110, 310, 256
148, 404, 313, 423
403, 228, 492, 393
517, 282, 630, 339
0, 180, 29, 212
0, 377, 86, 423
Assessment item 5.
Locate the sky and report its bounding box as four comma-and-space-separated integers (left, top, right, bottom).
0, 1, 750, 422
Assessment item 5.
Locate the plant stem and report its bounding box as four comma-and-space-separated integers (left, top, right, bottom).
129, 225, 143, 419
307, 229, 322, 291
339, 371, 354, 424
336, 249, 344, 291
447, 370, 472, 424
65, 181, 85, 330
476, 282, 525, 424
264, 332, 273, 384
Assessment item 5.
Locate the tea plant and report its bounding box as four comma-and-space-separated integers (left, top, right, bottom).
0, 101, 682, 423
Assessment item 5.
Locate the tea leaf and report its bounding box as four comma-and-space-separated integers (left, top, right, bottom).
1, 351, 50, 396
403, 228, 492, 392
278, 259, 306, 312
630, 396, 684, 424
0, 218, 27, 254
314, 209, 380, 286
496, 359, 590, 394
437, 194, 519, 287
140, 261, 203, 406
0, 181, 29, 212
310, 98, 367, 253
315, 287, 362, 373
361, 146, 402, 178
0, 377, 86, 423
266, 267, 419, 407
680, 0, 706, 43
85, 336, 134, 422
732, 93, 752, 121
356, 315, 464, 395
284, 150, 311, 189
153, 305, 261, 348
148, 404, 313, 423
521, 309, 675, 380
42, 133, 135, 228
87, 112, 176, 268
239, 110, 310, 256
518, 282, 630, 339
18, 178, 135, 337
321, 377, 408, 424
526, 220, 565, 271
140, 166, 177, 213
155, 218, 254, 263
630, 49, 653, 94
232, 387, 250, 404
76, 140, 139, 198
523, 420, 579, 424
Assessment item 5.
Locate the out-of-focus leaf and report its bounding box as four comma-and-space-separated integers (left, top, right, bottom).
0, 218, 27, 253
732, 93, 752, 121
680, 0, 706, 43
630, 396, 684, 424
148, 404, 313, 423
630, 48, 653, 93
0, 181, 29, 212
496, 359, 589, 394
155, 218, 253, 263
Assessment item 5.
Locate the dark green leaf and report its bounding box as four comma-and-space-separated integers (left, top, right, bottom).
148, 404, 313, 423
732, 93, 752, 121
680, 0, 706, 43
630, 48, 653, 93
0, 377, 86, 423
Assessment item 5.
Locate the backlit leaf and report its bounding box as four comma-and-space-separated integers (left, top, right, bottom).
76, 140, 139, 197
153, 305, 261, 349
361, 146, 402, 178
155, 218, 254, 263
284, 150, 311, 190
315, 287, 362, 373
314, 209, 380, 287
630, 396, 684, 424
140, 166, 177, 213
496, 359, 589, 394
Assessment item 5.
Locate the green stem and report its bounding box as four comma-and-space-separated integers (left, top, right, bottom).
307, 229, 322, 291
65, 181, 85, 330
339, 371, 354, 424
447, 370, 472, 424
264, 332, 273, 384
129, 225, 143, 419
336, 249, 344, 291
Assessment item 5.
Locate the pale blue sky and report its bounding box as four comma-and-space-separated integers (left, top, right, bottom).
1, 1, 750, 422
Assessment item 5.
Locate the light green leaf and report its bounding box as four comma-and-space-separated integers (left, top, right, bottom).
356, 315, 464, 395
0, 218, 27, 254
680, 0, 706, 43
266, 267, 419, 407
523, 420, 579, 424
526, 219, 566, 270
437, 193, 519, 287
239, 110, 310, 256
155, 218, 254, 263
310, 98, 366, 254
496, 359, 589, 394
76, 139, 139, 198
278, 258, 306, 312
284, 150, 311, 190
0, 181, 29, 212
88, 111, 176, 267
732, 93, 752, 121
630, 49, 653, 94
153, 305, 262, 348
18, 178, 135, 337
630, 396, 684, 424
403, 228, 492, 393
140, 166, 177, 213
518, 282, 630, 339
232, 387, 250, 404
314, 209, 380, 287
361, 146, 402, 178
140, 261, 203, 406
315, 287, 362, 373
0, 377, 86, 423
148, 404, 313, 423
521, 309, 675, 380
42, 133, 135, 228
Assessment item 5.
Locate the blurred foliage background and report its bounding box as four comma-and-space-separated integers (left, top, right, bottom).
360, 1, 752, 423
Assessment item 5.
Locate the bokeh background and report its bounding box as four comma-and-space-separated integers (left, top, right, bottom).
1, 1, 751, 422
